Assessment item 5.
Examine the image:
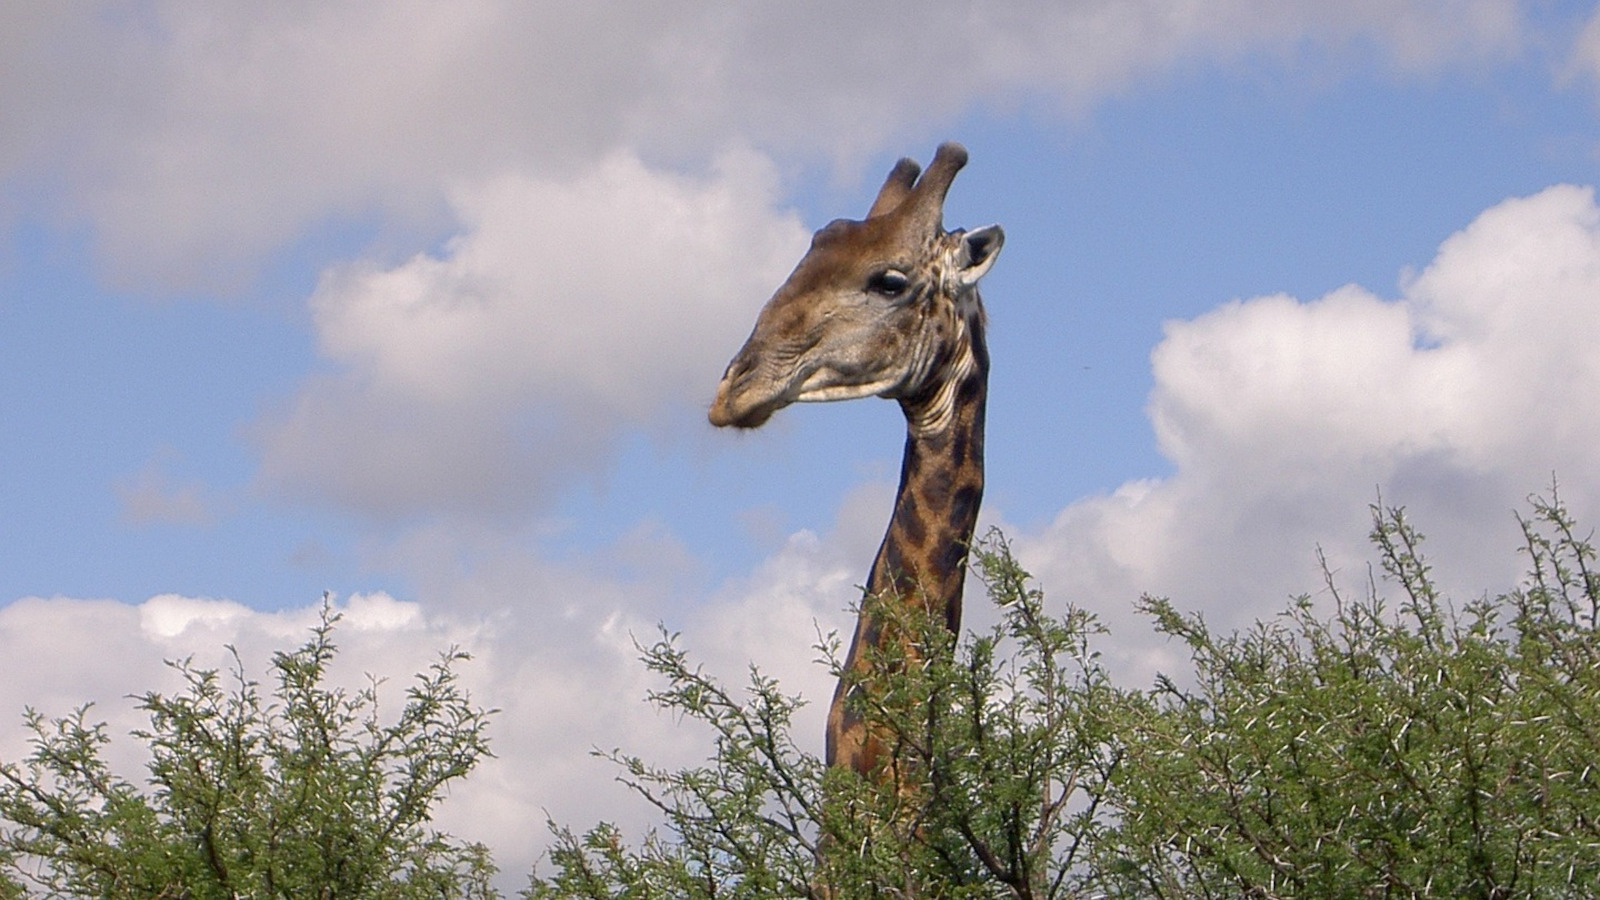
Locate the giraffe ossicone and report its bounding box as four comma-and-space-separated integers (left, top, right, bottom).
710, 142, 1004, 777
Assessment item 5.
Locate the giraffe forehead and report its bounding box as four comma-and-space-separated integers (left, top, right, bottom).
809, 222, 895, 263
780, 230, 929, 303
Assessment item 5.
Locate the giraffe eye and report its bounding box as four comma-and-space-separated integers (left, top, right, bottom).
867, 269, 910, 298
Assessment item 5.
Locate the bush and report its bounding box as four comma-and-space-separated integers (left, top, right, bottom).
532, 495, 1600, 899
528, 529, 1124, 900
1106, 495, 1600, 898
0, 604, 498, 900
7, 494, 1596, 898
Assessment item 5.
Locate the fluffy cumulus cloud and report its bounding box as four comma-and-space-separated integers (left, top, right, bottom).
0, 3, 684, 288
1016, 184, 1600, 677
255, 149, 809, 519
1, 1, 1528, 290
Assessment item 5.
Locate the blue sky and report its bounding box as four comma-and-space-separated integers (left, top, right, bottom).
5, 1, 1600, 884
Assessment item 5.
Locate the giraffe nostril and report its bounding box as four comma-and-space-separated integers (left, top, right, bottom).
724, 355, 755, 384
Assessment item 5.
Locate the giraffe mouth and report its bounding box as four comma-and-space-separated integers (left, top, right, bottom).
709, 396, 777, 429
711, 356, 907, 428
796, 370, 898, 403
708, 372, 788, 429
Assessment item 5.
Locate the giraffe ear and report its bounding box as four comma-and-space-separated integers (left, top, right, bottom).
952, 224, 1004, 287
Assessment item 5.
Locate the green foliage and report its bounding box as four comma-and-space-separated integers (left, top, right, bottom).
1105, 495, 1600, 899
527, 530, 1125, 900
530, 634, 825, 900
839, 534, 1123, 900
8, 494, 1599, 898
532, 495, 1600, 899
0, 603, 499, 899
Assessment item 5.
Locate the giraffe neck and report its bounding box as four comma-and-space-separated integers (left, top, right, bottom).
868, 304, 988, 633
825, 302, 987, 772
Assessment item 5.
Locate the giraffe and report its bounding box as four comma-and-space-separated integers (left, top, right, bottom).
709, 142, 1003, 779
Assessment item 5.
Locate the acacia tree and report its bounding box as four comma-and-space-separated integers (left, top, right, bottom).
6, 496, 1597, 898
0, 605, 498, 900
528, 531, 1128, 900
1104, 495, 1600, 899
530, 495, 1600, 899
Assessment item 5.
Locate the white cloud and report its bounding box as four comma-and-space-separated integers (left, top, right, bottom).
255, 149, 809, 520
1, 3, 676, 289
1, 1, 1529, 291
138, 592, 254, 638
1014, 183, 1600, 681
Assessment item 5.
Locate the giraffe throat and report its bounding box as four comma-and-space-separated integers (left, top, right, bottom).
902, 289, 987, 439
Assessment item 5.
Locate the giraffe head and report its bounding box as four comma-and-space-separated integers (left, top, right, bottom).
709, 142, 1003, 429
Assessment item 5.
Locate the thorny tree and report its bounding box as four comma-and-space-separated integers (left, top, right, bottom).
0, 604, 498, 900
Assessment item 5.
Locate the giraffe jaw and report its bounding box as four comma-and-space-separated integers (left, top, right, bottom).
795, 370, 898, 403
